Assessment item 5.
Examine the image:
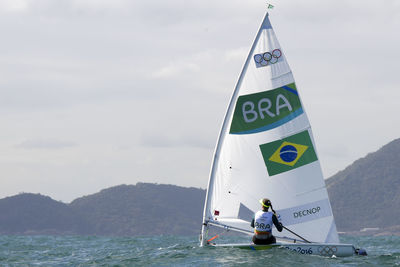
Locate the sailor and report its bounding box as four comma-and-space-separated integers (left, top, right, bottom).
251, 198, 283, 245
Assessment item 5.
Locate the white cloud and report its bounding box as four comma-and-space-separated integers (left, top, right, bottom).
0, 0, 28, 12
152, 61, 200, 79
15, 138, 77, 150
224, 47, 248, 62
71, 0, 129, 9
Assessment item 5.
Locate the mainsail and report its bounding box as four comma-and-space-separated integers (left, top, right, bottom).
200, 13, 339, 245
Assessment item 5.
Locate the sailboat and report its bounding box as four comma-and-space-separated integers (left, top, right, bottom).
199, 11, 366, 257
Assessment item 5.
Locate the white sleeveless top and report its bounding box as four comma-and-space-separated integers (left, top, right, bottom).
254, 210, 273, 234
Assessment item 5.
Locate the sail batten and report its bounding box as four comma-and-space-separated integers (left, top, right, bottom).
200, 12, 339, 246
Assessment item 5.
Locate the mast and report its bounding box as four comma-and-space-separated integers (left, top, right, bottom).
200, 12, 272, 246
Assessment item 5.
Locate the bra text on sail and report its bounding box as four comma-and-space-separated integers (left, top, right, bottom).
242, 94, 292, 123
229, 83, 303, 135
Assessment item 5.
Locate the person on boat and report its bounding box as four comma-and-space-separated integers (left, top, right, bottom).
251, 198, 283, 245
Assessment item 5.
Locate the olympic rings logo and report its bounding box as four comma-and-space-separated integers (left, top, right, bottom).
254, 49, 282, 67
317, 246, 338, 256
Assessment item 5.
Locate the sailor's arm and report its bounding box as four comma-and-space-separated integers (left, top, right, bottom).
250, 218, 255, 228
272, 214, 283, 232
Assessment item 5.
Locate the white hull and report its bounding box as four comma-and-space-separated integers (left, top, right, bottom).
210, 242, 356, 257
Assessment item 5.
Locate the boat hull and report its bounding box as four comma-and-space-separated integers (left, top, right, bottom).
210, 242, 356, 257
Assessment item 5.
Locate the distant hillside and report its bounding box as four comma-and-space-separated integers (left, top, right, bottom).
327, 138, 400, 232
70, 183, 205, 235
0, 193, 86, 235
0, 183, 205, 236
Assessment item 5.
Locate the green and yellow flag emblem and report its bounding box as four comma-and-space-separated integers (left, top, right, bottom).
259, 130, 318, 176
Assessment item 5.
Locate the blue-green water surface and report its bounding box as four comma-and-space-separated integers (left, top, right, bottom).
0, 235, 399, 266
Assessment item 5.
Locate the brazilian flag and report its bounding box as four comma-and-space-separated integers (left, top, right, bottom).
259, 130, 318, 176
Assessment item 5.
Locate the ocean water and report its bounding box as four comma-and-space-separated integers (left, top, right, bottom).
0, 235, 399, 266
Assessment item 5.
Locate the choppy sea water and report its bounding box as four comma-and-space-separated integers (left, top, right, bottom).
0, 235, 399, 266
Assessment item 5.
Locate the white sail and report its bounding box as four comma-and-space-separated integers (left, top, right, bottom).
201, 13, 339, 245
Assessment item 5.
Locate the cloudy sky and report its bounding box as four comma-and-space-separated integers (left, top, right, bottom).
1, 0, 399, 202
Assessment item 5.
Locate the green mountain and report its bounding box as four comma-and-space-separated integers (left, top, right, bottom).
0, 193, 87, 235
326, 138, 400, 232
0, 183, 205, 236
69, 183, 205, 235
